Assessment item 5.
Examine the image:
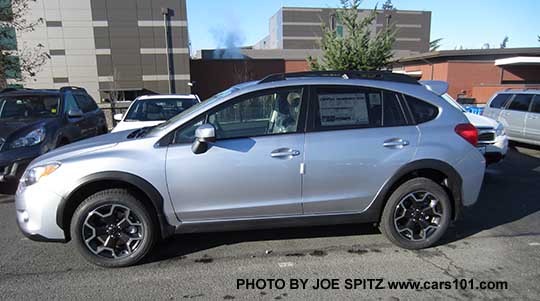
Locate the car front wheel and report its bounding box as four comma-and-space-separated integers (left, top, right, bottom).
71, 189, 156, 267
379, 178, 451, 250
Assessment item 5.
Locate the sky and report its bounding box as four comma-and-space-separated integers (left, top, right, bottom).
186, 0, 540, 52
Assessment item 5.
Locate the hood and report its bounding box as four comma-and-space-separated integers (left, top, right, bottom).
464, 112, 499, 129
0, 117, 53, 140
111, 120, 164, 133
31, 130, 134, 166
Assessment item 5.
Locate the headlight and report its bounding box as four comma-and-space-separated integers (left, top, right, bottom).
20, 163, 61, 186
10, 128, 46, 149
495, 123, 505, 136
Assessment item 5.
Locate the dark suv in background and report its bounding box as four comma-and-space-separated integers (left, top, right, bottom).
0, 87, 107, 192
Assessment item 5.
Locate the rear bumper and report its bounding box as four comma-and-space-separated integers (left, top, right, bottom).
455, 148, 486, 207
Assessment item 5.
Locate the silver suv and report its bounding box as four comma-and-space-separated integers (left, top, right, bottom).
482, 90, 540, 147
15, 71, 485, 267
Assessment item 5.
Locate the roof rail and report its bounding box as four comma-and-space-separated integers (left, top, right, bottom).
0, 87, 33, 93
258, 70, 419, 85
59, 86, 87, 93
503, 87, 534, 92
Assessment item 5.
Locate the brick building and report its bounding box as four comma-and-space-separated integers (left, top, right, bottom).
393, 48, 540, 104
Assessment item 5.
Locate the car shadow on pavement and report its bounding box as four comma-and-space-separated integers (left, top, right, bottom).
146, 223, 380, 264
441, 145, 540, 244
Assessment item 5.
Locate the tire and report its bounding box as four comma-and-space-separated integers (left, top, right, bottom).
71, 189, 156, 267
379, 177, 451, 250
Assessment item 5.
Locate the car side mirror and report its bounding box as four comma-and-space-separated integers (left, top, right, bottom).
192, 124, 216, 154
113, 113, 124, 121
67, 108, 83, 119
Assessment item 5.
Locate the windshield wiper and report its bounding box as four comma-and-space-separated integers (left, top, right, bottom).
127, 126, 156, 139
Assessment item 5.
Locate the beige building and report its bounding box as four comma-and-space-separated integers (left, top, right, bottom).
13, 0, 191, 101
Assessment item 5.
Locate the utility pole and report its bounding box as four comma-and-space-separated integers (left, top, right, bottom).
162, 8, 175, 94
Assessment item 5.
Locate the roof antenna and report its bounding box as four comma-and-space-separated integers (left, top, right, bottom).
342, 74, 349, 79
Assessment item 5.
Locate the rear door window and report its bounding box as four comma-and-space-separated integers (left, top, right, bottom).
310, 86, 408, 131
507, 94, 533, 112
74, 94, 98, 113
530, 95, 540, 114
489, 94, 512, 109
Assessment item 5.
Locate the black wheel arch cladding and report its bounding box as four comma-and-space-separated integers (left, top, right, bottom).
57, 171, 175, 241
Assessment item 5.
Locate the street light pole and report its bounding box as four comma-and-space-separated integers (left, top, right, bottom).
162, 8, 174, 94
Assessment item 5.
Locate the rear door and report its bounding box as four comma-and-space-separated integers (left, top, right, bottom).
499, 94, 533, 140
302, 85, 419, 214
524, 94, 540, 142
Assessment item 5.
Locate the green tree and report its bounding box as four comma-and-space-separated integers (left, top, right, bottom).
0, 0, 49, 89
308, 0, 396, 71
429, 38, 443, 51
500, 36, 509, 48
382, 0, 395, 11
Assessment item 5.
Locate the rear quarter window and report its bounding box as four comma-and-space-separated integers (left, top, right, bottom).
403, 95, 439, 124
507, 94, 533, 112
489, 94, 512, 109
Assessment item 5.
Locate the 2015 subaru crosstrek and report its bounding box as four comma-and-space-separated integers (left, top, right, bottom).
15, 71, 485, 267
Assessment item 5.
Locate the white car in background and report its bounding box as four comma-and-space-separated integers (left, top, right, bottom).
441, 93, 508, 164
112, 94, 200, 133
421, 81, 508, 164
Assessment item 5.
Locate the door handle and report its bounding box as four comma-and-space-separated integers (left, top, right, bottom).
383, 138, 410, 149
271, 148, 301, 158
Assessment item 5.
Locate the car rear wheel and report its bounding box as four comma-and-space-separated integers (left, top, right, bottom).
379, 178, 451, 250
71, 189, 156, 267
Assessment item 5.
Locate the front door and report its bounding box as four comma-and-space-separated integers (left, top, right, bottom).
302, 85, 420, 214
166, 86, 306, 221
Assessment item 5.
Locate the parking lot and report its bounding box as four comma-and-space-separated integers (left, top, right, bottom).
0, 145, 539, 299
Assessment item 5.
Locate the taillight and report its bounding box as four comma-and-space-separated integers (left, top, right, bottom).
455, 123, 478, 146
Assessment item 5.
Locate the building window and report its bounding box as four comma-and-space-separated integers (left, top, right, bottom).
0, 26, 17, 50
49, 49, 66, 56
336, 25, 344, 37
3, 55, 21, 79
46, 21, 62, 27
53, 77, 69, 83
0, 0, 12, 22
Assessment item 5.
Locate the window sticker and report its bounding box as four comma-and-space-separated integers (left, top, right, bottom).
318, 93, 369, 126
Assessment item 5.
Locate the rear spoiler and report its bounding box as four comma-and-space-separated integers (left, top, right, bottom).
419, 80, 449, 96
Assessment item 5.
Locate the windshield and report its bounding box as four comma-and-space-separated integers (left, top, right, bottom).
147, 85, 245, 135
0, 95, 60, 119
441, 93, 466, 112
125, 98, 198, 122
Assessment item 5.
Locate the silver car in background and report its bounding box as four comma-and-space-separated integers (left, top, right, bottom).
15, 71, 485, 267
483, 90, 540, 146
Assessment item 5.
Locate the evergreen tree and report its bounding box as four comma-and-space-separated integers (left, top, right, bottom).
308, 0, 396, 71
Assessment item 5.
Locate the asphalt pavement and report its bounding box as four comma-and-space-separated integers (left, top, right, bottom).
1, 145, 539, 300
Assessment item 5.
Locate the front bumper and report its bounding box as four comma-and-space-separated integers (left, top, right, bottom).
15, 181, 67, 242
0, 144, 43, 184
477, 134, 508, 164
